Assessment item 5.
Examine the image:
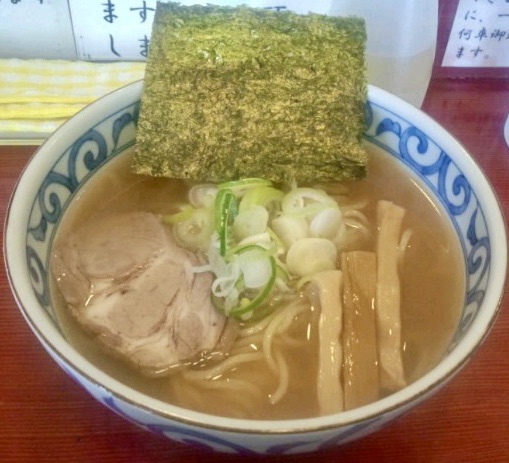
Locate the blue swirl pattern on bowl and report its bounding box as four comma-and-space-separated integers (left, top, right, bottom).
24, 96, 490, 454
58, 359, 390, 454
364, 101, 489, 350
25, 101, 139, 322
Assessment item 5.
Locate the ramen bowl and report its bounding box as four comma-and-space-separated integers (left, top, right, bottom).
4, 80, 506, 455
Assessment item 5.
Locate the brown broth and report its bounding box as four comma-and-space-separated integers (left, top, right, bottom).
51, 145, 465, 419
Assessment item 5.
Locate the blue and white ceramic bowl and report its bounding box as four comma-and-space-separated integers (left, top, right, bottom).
4, 80, 507, 455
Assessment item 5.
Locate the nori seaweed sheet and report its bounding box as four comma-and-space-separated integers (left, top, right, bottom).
133, 2, 367, 183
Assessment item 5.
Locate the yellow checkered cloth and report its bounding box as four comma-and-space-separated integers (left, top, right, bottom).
0, 59, 146, 139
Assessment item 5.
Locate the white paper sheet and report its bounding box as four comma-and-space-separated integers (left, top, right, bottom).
442, 0, 509, 67
0, 0, 76, 60
68, 0, 333, 61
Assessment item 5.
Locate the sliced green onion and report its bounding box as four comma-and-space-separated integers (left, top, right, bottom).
230, 256, 277, 317
270, 214, 309, 250
309, 207, 343, 240
282, 188, 338, 218
238, 186, 284, 214
218, 178, 272, 195
211, 252, 277, 319
226, 241, 273, 261
233, 205, 269, 241
230, 255, 277, 317
174, 179, 351, 321
286, 237, 337, 277
276, 261, 291, 283
162, 205, 195, 225
234, 245, 274, 289
214, 188, 238, 256
236, 232, 275, 250
172, 207, 214, 251
188, 184, 217, 208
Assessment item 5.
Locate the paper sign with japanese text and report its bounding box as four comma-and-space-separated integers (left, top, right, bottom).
443, 0, 509, 67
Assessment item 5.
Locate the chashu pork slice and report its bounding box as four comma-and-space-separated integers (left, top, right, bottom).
51, 211, 227, 376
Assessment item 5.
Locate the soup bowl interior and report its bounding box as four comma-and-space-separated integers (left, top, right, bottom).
4, 80, 507, 455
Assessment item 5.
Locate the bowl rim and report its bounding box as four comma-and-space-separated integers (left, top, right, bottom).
4, 80, 507, 435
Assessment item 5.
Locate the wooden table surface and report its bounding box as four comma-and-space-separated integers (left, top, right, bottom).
1, 77, 509, 462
